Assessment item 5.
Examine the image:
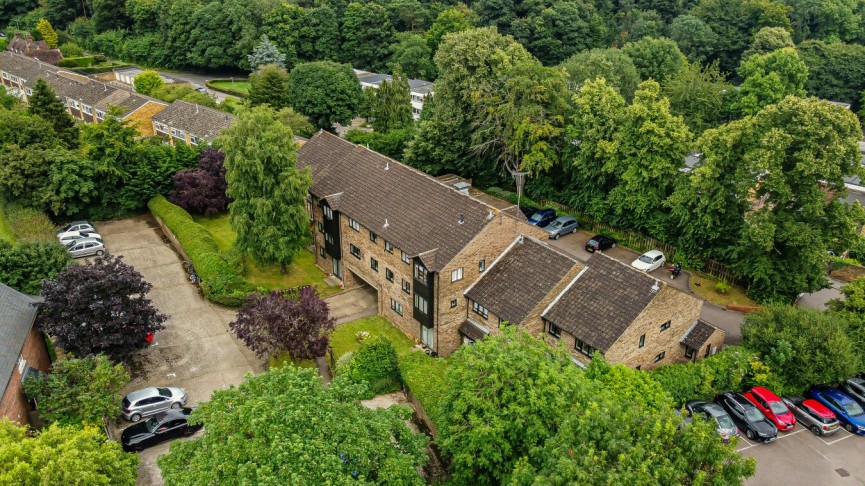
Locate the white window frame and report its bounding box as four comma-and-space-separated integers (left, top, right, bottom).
472, 301, 488, 319
96, 110, 106, 120
82, 105, 93, 115
390, 299, 403, 316
2, 72, 8, 79
451, 267, 463, 282
25, 88, 32, 96
414, 294, 429, 315
171, 128, 186, 140
348, 217, 360, 231
401, 251, 410, 264
323, 205, 333, 220
154, 122, 167, 132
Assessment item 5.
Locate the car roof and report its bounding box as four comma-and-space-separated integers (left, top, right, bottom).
74, 237, 103, 244
727, 392, 754, 407
554, 215, 575, 221
848, 377, 865, 386
821, 388, 854, 404
126, 387, 159, 401
65, 221, 91, 226
702, 403, 727, 417
802, 399, 835, 418
642, 249, 663, 257
751, 386, 781, 401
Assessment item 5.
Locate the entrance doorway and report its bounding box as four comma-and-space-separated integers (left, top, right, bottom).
332, 258, 343, 280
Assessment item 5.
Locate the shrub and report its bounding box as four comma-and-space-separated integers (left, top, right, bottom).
398, 350, 449, 430
339, 337, 401, 399
484, 186, 543, 210
335, 351, 355, 371
0, 240, 72, 295
148, 195, 250, 305
714, 281, 731, 294
4, 203, 54, 242
59, 42, 83, 57
57, 56, 95, 68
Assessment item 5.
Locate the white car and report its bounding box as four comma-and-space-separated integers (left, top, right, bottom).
631, 250, 666, 272
58, 230, 101, 245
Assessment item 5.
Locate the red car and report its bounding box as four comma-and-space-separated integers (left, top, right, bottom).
744, 386, 796, 431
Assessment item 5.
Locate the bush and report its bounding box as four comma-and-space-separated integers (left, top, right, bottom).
57, 56, 95, 68
148, 195, 250, 305
484, 186, 543, 210
344, 128, 415, 160
59, 42, 83, 57
4, 203, 55, 242
339, 337, 401, 399
714, 281, 731, 294
0, 240, 72, 295
398, 350, 449, 429
69, 63, 132, 75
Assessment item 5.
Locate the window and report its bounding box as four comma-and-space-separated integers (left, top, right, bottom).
1, 72, 8, 79
325, 233, 334, 244
451, 267, 463, 282
319, 246, 326, 257
350, 244, 361, 259
369, 231, 377, 243
385, 268, 394, 282
384, 241, 394, 253
472, 301, 488, 319
82, 105, 92, 115
574, 338, 595, 357
348, 217, 360, 231
323, 205, 333, 220
11, 75, 18, 83
154, 122, 167, 133
96, 110, 105, 120
659, 320, 671, 332
402, 279, 410, 294
370, 257, 378, 272
25, 88, 32, 96
170, 128, 186, 139
70, 99, 79, 109
317, 222, 324, 234
412, 107, 421, 116
654, 351, 666, 363
684, 347, 695, 359
498, 318, 505, 328
638, 334, 645, 348
401, 251, 410, 264
548, 322, 562, 339
414, 263, 427, 281
479, 259, 486, 272
190, 135, 199, 145
450, 299, 457, 308
391, 299, 403, 316
414, 294, 429, 315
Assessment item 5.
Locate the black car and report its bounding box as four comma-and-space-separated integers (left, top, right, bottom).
715, 392, 778, 442
519, 206, 537, 218
527, 209, 557, 228
585, 235, 616, 253
121, 408, 201, 452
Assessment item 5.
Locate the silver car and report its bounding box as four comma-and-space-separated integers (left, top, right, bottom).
57, 221, 95, 235
842, 377, 865, 405
685, 400, 739, 443
66, 237, 106, 258
545, 216, 579, 240
122, 387, 188, 422
58, 231, 102, 246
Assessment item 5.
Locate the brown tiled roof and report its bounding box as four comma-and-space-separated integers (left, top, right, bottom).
459, 319, 490, 341
0, 283, 38, 396
151, 100, 234, 141
681, 320, 717, 350
543, 253, 662, 352
298, 132, 510, 272
465, 236, 581, 324
0, 51, 59, 82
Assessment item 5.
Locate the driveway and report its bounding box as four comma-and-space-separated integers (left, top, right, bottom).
547, 229, 745, 342
797, 278, 844, 311
96, 215, 264, 485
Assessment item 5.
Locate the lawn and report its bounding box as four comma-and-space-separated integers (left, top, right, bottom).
330, 315, 417, 361
269, 354, 317, 370
0, 200, 13, 243
192, 213, 340, 297
208, 79, 250, 97
690, 273, 757, 308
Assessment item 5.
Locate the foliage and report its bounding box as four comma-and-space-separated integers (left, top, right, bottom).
287, 61, 361, 130
426, 6, 474, 53
0, 420, 138, 486
371, 66, 413, 132
398, 350, 449, 429
829, 277, 865, 313
622, 36, 687, 82
35, 18, 58, 47
743, 27, 794, 59
389, 32, 436, 81
798, 40, 865, 110
663, 61, 733, 135
715, 281, 731, 294
2, 203, 54, 241
37, 254, 167, 362
736, 47, 808, 116
150, 84, 218, 108
23, 354, 130, 425
668, 14, 717, 64
168, 148, 230, 216
345, 127, 415, 160
560, 47, 640, 102
158, 366, 428, 485
247, 35, 285, 70
148, 195, 249, 305
247, 63, 290, 110
277, 107, 315, 138
132, 70, 163, 96
0, 239, 71, 294
339, 336, 401, 398
341, 1, 395, 72
329, 315, 417, 361
742, 305, 863, 394
59, 41, 83, 57
221, 106, 313, 271
230, 288, 335, 360
27, 78, 78, 148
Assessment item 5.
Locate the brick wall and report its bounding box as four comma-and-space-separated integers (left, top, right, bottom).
0, 327, 51, 425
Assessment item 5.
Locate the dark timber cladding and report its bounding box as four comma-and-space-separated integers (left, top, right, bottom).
296, 131, 494, 272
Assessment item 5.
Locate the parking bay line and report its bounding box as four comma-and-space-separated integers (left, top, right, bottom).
736, 429, 804, 452
820, 430, 855, 446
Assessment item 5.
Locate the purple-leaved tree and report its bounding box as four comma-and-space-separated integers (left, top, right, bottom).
168, 148, 230, 216
37, 255, 166, 362
230, 287, 335, 360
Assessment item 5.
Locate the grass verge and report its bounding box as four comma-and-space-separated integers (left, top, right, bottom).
207, 79, 250, 97
0, 199, 14, 243
690, 273, 757, 308
330, 315, 416, 361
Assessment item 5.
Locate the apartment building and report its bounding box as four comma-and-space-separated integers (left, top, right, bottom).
151, 100, 234, 146
355, 69, 434, 120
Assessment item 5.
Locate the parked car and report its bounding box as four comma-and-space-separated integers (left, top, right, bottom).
519, 206, 537, 218
782, 396, 840, 436
66, 237, 106, 258
585, 235, 616, 253
545, 216, 579, 239
527, 209, 557, 228
121, 408, 201, 452
715, 392, 778, 442
57, 221, 95, 235
122, 386, 188, 422
58, 231, 102, 246
841, 377, 865, 405
743, 386, 796, 431
631, 250, 666, 272
809, 387, 865, 435
685, 400, 739, 442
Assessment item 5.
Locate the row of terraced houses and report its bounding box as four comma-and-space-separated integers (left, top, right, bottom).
298, 132, 725, 369
0, 51, 233, 145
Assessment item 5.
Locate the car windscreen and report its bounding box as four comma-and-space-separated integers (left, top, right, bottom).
145, 417, 160, 433
529, 214, 543, 222
744, 408, 766, 422
638, 255, 654, 264
549, 220, 563, 228
843, 401, 865, 417
587, 239, 599, 246
768, 401, 788, 415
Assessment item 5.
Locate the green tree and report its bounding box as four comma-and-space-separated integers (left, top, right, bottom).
247, 35, 285, 70
286, 61, 361, 130
277, 107, 315, 138
24, 355, 130, 426
622, 36, 688, 82
786, 0, 860, 43
560, 48, 640, 101
248, 63, 291, 110
372, 66, 413, 132
742, 305, 862, 393
43, 0, 83, 29
91, 0, 131, 31
0, 420, 138, 485
221, 106, 312, 272
27, 79, 78, 148
263, 4, 339, 65
798, 40, 865, 110
35, 18, 58, 48
829, 277, 865, 314
390, 32, 436, 80
341, 2, 395, 72
358, 87, 377, 122
743, 26, 794, 59
663, 61, 733, 135
668, 14, 718, 64
158, 366, 428, 484
133, 70, 164, 96
606, 80, 692, 236
736, 47, 808, 116
426, 6, 474, 53
0, 240, 71, 294
510, 0, 607, 65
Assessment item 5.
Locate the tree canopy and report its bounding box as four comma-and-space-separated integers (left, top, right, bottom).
286, 61, 361, 130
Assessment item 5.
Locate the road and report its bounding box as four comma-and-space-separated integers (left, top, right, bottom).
797, 278, 844, 311
547, 228, 745, 344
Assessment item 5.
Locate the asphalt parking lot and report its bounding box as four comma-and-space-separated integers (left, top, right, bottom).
740, 425, 865, 484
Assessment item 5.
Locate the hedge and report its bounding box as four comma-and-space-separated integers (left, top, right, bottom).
57, 56, 95, 68
148, 195, 250, 305
70, 63, 132, 75
483, 187, 543, 211
4, 203, 55, 242
398, 351, 449, 431
339, 337, 402, 399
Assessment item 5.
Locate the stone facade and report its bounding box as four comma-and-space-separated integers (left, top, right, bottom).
0, 328, 51, 425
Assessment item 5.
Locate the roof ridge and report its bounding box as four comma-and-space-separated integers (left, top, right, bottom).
541, 265, 590, 318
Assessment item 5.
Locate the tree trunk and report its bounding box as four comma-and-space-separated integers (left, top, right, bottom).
281, 262, 287, 274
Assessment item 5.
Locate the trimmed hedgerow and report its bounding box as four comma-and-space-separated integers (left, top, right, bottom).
398, 350, 449, 431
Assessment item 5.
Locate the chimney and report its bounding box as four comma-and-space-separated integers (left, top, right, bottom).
384, 160, 389, 170
383, 218, 389, 228
651, 280, 660, 293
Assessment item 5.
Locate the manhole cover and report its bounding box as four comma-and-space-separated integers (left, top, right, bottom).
836, 468, 850, 478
